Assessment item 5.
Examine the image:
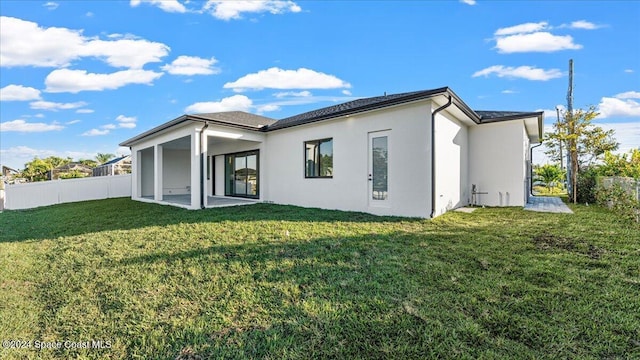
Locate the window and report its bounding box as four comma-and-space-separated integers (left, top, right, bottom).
305, 138, 333, 178
225, 150, 259, 198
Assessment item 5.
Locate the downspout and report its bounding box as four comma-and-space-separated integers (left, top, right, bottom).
529, 142, 543, 196
200, 122, 209, 209
430, 95, 453, 218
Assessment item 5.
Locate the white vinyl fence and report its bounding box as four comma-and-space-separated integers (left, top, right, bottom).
3, 174, 131, 210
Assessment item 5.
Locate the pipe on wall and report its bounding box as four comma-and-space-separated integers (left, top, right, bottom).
529, 142, 543, 196
430, 95, 453, 218
200, 122, 209, 209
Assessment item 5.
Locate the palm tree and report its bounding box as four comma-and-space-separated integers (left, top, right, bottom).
96, 153, 116, 165
535, 164, 565, 193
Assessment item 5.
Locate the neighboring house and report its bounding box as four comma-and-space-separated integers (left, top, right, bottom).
93, 155, 132, 177
120, 87, 543, 218
2, 165, 18, 181
48, 162, 93, 180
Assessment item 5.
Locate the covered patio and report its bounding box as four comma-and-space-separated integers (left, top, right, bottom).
126, 112, 273, 210
140, 194, 257, 208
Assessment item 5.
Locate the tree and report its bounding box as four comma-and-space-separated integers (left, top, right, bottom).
78, 159, 99, 168
20, 156, 72, 182
597, 149, 640, 179
545, 106, 619, 203
96, 153, 115, 165
535, 164, 565, 192
59, 170, 88, 179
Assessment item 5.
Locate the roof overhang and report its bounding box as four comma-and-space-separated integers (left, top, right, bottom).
119, 114, 269, 147
479, 112, 544, 143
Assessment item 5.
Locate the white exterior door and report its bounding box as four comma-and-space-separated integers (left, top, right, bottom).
368, 131, 390, 208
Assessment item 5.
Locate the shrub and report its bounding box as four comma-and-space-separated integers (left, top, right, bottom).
595, 177, 640, 222
576, 166, 598, 204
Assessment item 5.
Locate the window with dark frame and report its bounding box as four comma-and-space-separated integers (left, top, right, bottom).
305, 138, 333, 178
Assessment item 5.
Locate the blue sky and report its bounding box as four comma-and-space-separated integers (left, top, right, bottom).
1, 0, 639, 170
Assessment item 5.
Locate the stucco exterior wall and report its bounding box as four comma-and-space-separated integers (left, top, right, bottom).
469, 121, 527, 207
263, 101, 432, 218
139, 147, 154, 197
162, 149, 190, 195
434, 111, 469, 216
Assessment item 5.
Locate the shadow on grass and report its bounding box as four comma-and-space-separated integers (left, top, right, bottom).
38, 225, 638, 359
47, 228, 518, 359
0, 198, 418, 243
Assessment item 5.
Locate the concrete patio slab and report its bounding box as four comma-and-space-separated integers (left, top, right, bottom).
524, 196, 573, 214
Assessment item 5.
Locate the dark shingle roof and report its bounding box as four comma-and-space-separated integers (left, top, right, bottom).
267, 88, 452, 131
476, 110, 543, 121
99, 155, 130, 167
191, 111, 276, 128
120, 88, 544, 147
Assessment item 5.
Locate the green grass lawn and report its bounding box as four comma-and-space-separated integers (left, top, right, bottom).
0, 199, 638, 359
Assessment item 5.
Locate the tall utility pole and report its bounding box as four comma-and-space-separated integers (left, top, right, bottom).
566, 59, 574, 201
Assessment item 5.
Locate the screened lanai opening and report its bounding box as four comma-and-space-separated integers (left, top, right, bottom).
138, 146, 154, 198
161, 135, 191, 205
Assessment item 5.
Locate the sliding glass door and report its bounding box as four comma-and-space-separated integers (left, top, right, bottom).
225, 150, 259, 198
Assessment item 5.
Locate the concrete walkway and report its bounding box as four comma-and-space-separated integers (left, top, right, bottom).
524, 196, 573, 214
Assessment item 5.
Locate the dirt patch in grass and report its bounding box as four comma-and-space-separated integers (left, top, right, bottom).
533, 232, 577, 251
532, 232, 605, 259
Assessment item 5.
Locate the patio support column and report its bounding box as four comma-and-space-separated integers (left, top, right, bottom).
132, 150, 139, 198
190, 131, 201, 209
201, 132, 208, 204
154, 144, 163, 201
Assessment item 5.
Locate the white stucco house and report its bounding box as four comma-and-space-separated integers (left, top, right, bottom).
120, 87, 543, 218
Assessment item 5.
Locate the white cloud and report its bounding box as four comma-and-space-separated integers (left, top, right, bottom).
116, 115, 136, 123
102, 124, 117, 130
0, 119, 64, 132
82, 128, 110, 136
116, 146, 131, 156
495, 32, 582, 53
495, 21, 548, 36
66, 120, 81, 125
536, 106, 565, 121
43, 2, 59, 10
614, 91, 640, 99
596, 122, 640, 154
34, 113, 45, 118
0, 146, 97, 169
473, 65, 563, 81
161, 56, 220, 75
86, 12, 94, 17
567, 20, 601, 30
118, 122, 137, 129
598, 97, 640, 118
0, 16, 169, 69
45, 68, 163, 93
501, 89, 518, 94
116, 115, 137, 128
273, 90, 312, 98
255, 104, 280, 113
76, 109, 94, 114
342, 90, 352, 96
224, 67, 351, 92
0, 16, 85, 67
80, 39, 169, 69
185, 95, 253, 113
30, 100, 88, 111
204, 0, 301, 20
0, 84, 41, 101
624, 69, 634, 73
130, 0, 187, 13
460, 0, 476, 5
